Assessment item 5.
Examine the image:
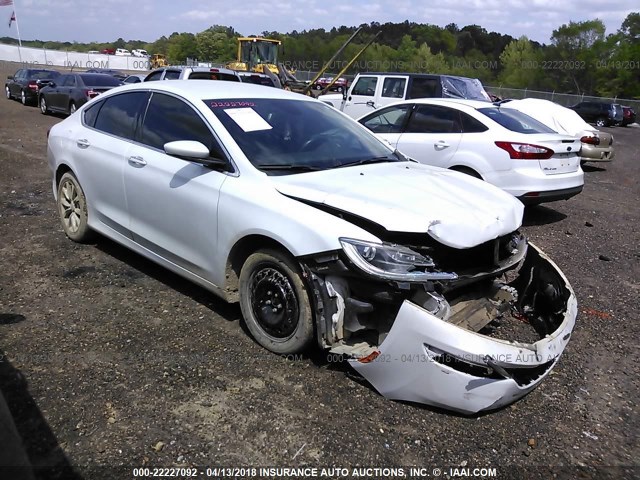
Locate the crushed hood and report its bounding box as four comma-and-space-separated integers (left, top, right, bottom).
271, 162, 524, 249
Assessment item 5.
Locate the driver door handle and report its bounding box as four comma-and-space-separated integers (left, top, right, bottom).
76, 139, 90, 148
128, 155, 147, 167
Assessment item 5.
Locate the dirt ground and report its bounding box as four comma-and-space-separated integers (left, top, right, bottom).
0, 61, 638, 480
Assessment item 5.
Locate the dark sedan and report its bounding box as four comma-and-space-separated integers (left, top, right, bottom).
38, 73, 122, 116
5, 68, 60, 106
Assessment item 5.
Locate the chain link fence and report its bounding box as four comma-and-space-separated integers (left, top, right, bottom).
485, 86, 640, 112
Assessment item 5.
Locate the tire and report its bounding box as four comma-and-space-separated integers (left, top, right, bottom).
337, 86, 343, 93
450, 166, 482, 179
57, 172, 93, 242
595, 117, 607, 127
39, 96, 49, 115
239, 249, 314, 354
5, 86, 11, 100
315, 84, 321, 90
69, 102, 77, 115
20, 89, 27, 105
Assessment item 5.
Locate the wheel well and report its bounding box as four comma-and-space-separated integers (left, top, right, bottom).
449, 165, 482, 179
55, 164, 73, 188
224, 235, 293, 303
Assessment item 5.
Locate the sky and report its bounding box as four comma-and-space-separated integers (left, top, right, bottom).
0, 0, 636, 45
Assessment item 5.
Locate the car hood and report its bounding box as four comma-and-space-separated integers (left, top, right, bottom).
270, 162, 524, 249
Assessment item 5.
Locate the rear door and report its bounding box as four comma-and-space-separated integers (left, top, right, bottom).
74, 91, 150, 237
395, 104, 463, 167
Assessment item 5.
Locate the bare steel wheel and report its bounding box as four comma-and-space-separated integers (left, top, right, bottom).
57, 172, 92, 242
239, 249, 314, 354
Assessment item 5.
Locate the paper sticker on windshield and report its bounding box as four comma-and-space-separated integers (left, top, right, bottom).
224, 108, 272, 132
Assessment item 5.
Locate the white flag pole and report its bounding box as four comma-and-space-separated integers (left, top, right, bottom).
12, 0, 23, 62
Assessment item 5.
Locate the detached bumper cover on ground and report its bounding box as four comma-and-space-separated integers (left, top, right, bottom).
349, 244, 577, 414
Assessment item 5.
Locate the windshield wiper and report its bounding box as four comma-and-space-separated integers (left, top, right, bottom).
256, 164, 323, 172
336, 155, 399, 169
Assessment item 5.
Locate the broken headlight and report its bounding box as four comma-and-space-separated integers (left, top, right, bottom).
339, 238, 458, 282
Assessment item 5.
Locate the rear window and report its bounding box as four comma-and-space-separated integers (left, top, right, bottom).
29, 70, 59, 80
477, 108, 556, 134
188, 72, 240, 82
239, 75, 275, 87
78, 74, 122, 87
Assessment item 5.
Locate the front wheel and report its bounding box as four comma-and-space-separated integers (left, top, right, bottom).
5, 86, 11, 100
595, 117, 607, 127
57, 172, 93, 242
239, 249, 314, 354
20, 89, 27, 105
69, 102, 77, 115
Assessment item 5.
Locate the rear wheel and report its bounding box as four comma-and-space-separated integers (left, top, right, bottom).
20, 90, 27, 105
239, 249, 314, 354
39, 96, 49, 115
57, 172, 93, 242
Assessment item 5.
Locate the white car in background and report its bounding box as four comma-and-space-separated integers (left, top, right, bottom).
358, 98, 584, 205
47, 81, 577, 414
498, 98, 615, 165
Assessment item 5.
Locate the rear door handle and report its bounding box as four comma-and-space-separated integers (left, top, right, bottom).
76, 139, 90, 148
434, 140, 450, 149
128, 155, 147, 167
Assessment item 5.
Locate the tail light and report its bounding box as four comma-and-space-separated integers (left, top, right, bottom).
85, 89, 99, 98
495, 141, 554, 160
580, 135, 600, 145
27, 80, 39, 91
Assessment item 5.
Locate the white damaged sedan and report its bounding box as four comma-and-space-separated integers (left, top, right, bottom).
47, 81, 577, 414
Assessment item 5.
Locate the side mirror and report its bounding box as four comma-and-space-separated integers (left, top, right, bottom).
164, 140, 228, 168
7, 75, 13, 80
48, 82, 56, 88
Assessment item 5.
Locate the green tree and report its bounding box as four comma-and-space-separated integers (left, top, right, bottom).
499, 36, 541, 88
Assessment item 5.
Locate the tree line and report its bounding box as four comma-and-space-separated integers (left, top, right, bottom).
2, 14, 638, 97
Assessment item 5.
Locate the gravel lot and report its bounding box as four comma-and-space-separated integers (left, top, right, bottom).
0, 62, 638, 480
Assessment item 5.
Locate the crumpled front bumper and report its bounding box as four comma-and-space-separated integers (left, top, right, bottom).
349, 244, 577, 415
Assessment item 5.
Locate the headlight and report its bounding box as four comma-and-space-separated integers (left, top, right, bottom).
339, 238, 458, 282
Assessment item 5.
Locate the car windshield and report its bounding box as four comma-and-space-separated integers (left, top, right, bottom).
477, 107, 556, 134
79, 74, 122, 86
207, 98, 400, 173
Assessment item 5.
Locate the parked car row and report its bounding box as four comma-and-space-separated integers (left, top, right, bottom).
47, 80, 578, 414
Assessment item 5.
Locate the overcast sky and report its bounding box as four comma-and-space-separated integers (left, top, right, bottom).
1, 0, 636, 45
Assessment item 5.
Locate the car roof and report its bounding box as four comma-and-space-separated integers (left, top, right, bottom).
110, 79, 317, 102
401, 98, 493, 110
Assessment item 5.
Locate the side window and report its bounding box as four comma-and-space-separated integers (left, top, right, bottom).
361, 105, 411, 134
140, 93, 221, 156
62, 76, 76, 87
93, 92, 149, 140
381, 78, 406, 98
459, 112, 488, 133
164, 70, 181, 80
408, 78, 439, 98
145, 70, 163, 82
83, 100, 104, 128
352, 77, 377, 96
15, 70, 24, 80
406, 105, 462, 134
